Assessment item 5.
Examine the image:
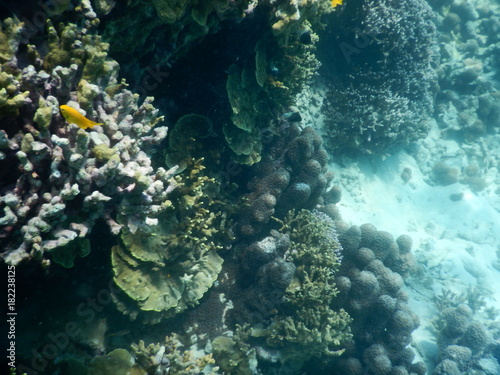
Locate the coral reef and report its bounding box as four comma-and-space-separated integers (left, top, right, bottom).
236, 123, 331, 238
0, 15, 171, 268
410, 0, 500, 192
260, 210, 351, 368
320, 0, 439, 156
131, 334, 219, 374
111, 159, 233, 324
1, 2, 465, 375
432, 0, 500, 138
432, 288, 500, 374
90, 0, 336, 166
223, 0, 332, 164
324, 218, 423, 375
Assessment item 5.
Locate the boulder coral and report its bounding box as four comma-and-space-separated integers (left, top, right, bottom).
324, 218, 423, 375
236, 124, 331, 238
433, 298, 496, 374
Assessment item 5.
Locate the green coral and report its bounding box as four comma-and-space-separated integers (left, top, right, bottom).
42, 19, 119, 88
212, 326, 257, 375
49, 237, 91, 268
224, 2, 328, 164
224, 64, 265, 165
33, 98, 54, 133
0, 17, 24, 62
0, 54, 30, 116
255, 209, 352, 368
165, 114, 218, 169
93, 143, 117, 163
111, 159, 231, 323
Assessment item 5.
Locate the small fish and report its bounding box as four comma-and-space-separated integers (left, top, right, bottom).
60, 105, 103, 129
331, 0, 343, 7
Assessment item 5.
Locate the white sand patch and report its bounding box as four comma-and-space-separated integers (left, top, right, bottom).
329, 149, 500, 370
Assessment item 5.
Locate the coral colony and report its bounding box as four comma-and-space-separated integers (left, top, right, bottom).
1, 0, 500, 374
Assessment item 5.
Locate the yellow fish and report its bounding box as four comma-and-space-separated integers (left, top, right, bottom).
59, 105, 103, 129
331, 0, 343, 7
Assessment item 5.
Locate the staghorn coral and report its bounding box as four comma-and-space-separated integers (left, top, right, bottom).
0, 15, 175, 268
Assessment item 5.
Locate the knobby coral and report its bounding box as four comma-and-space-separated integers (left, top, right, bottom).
0, 14, 173, 268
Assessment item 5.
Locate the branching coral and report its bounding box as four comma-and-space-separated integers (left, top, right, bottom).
0, 15, 170, 268
321, 0, 438, 156
251, 209, 352, 369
